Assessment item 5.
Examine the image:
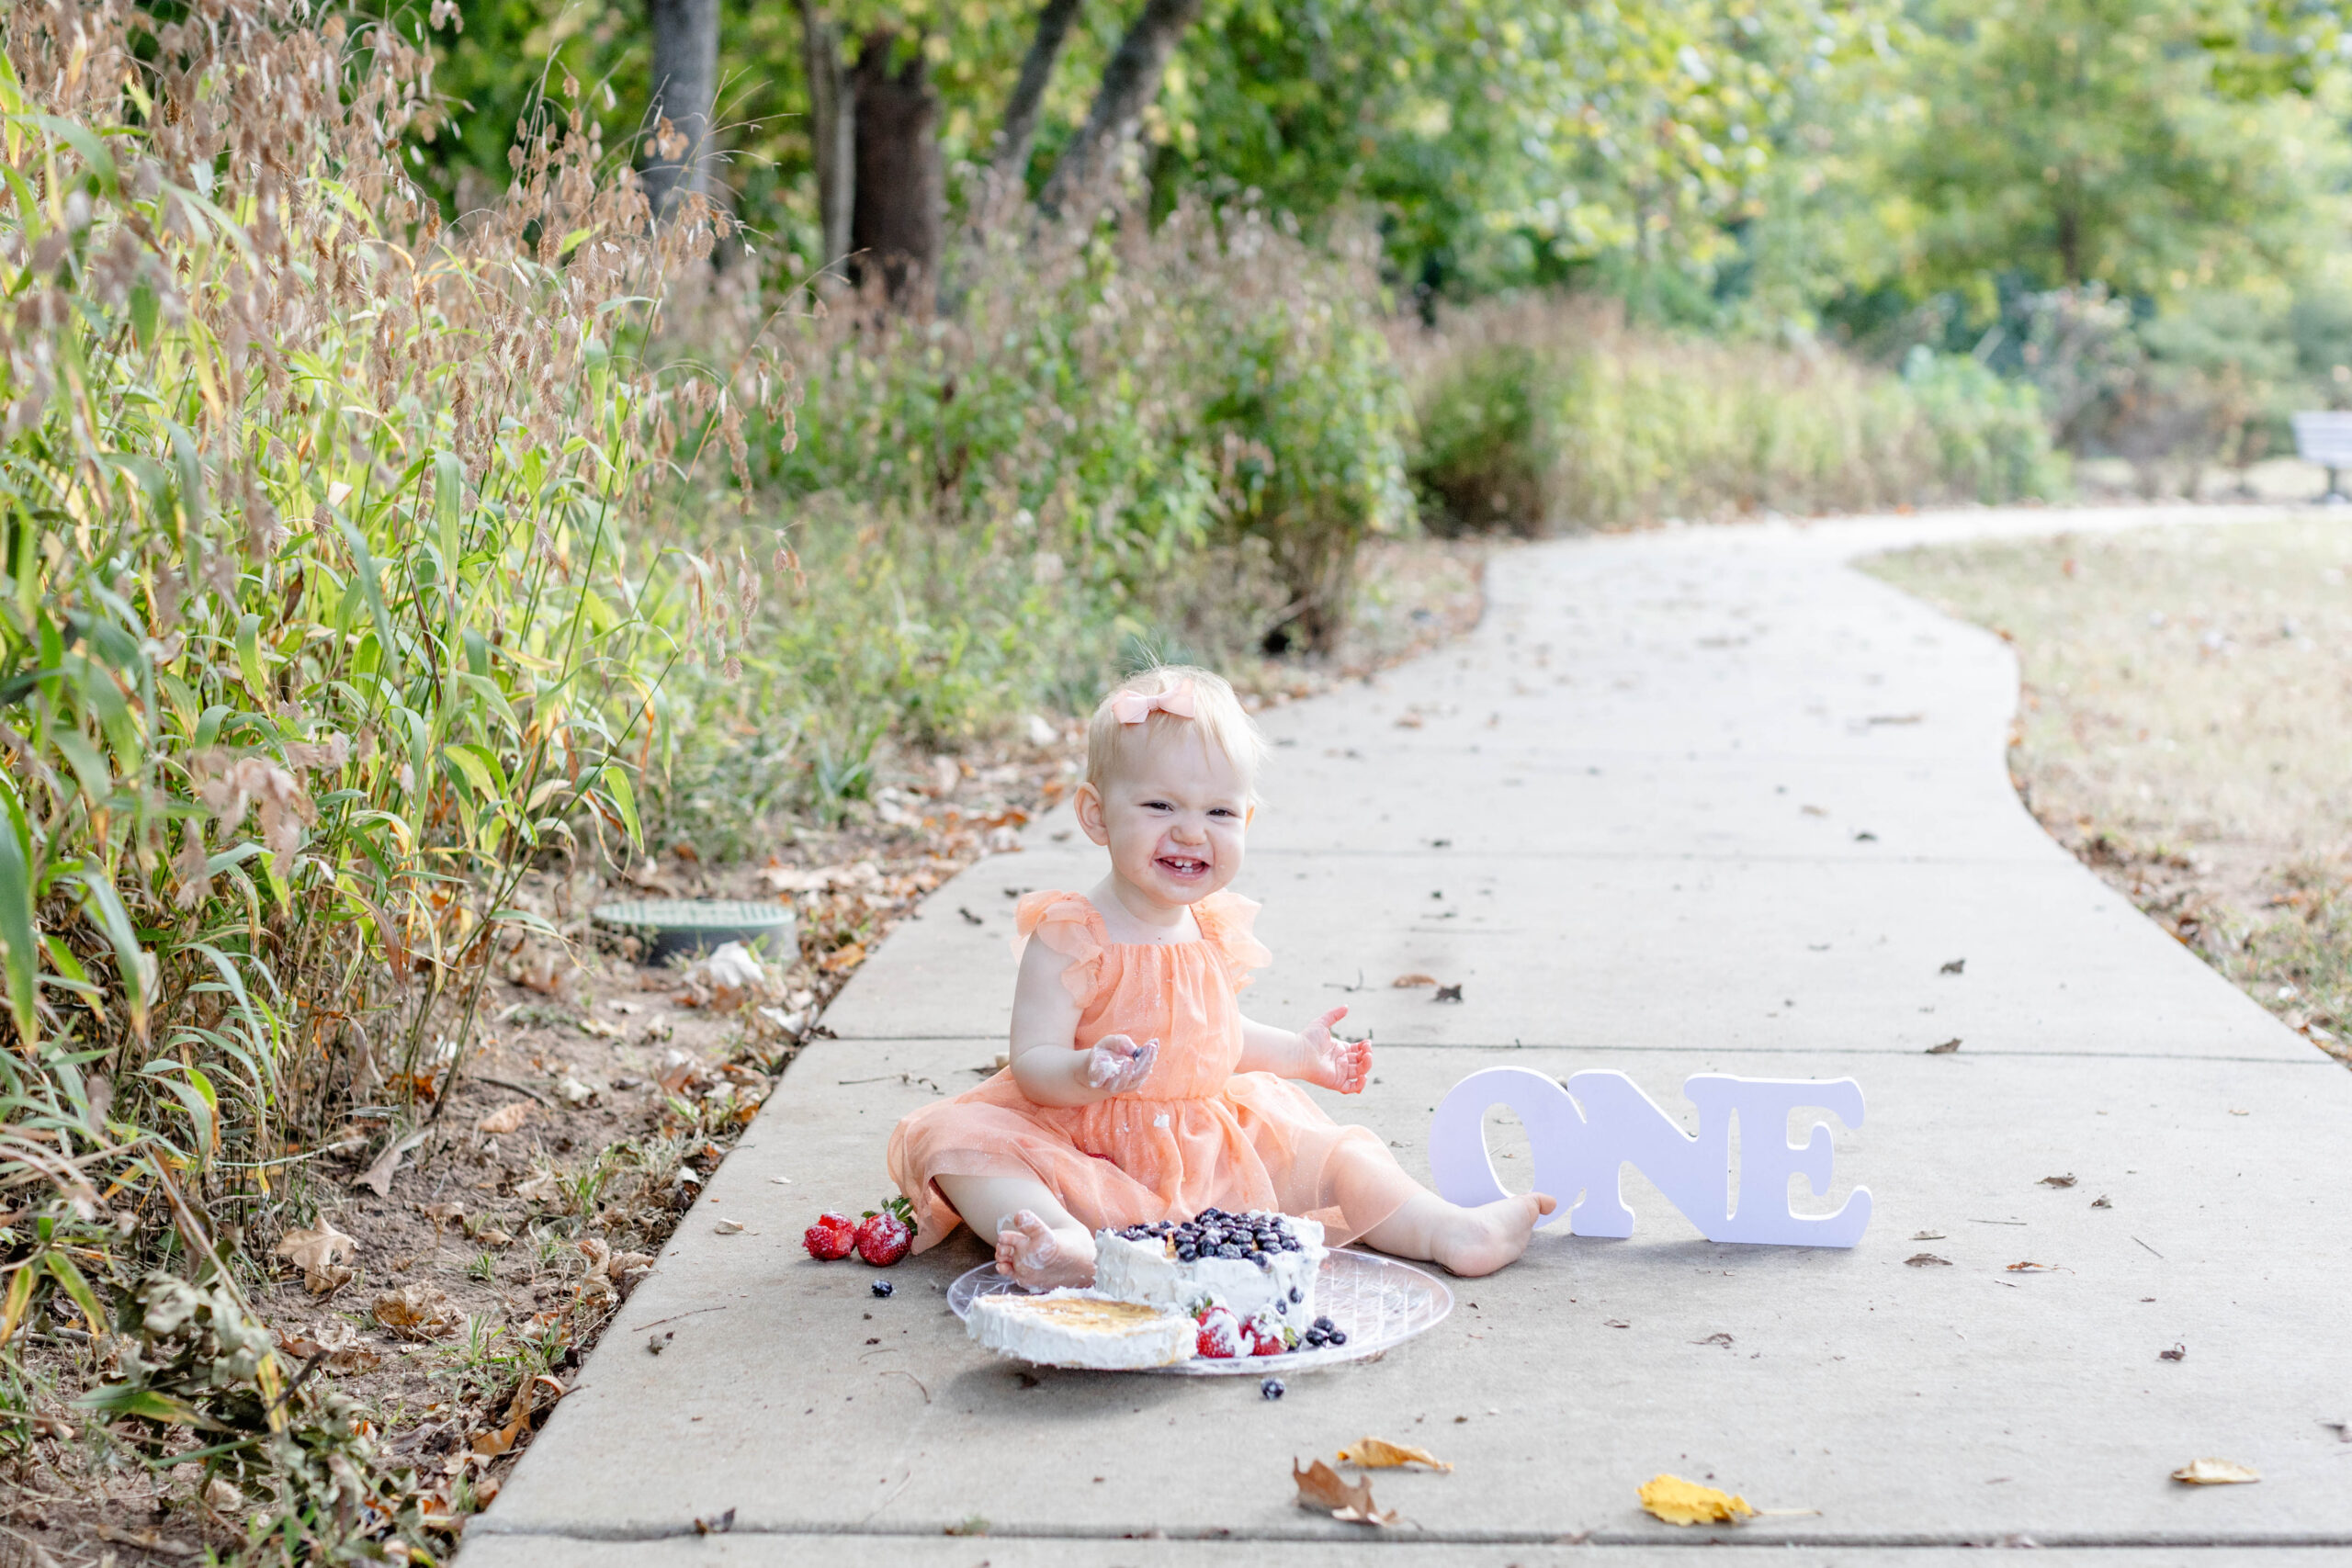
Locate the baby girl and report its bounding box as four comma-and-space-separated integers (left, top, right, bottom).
888, 664, 1554, 1289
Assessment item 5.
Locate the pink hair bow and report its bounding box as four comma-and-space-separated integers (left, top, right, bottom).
1109, 681, 1197, 726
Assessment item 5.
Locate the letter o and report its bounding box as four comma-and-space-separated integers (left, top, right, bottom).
1426, 1067, 1581, 1230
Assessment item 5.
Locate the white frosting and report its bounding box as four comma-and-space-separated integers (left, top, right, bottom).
1092, 1215, 1324, 1328
966, 1290, 1196, 1371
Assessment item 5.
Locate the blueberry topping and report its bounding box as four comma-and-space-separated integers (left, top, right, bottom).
1328, 1328, 1348, 1346
1261, 1377, 1285, 1400
871, 1280, 893, 1298
1288, 1286, 1303, 1303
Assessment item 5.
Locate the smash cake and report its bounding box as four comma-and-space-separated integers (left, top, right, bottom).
965, 1290, 1196, 1370
964, 1209, 1349, 1368
1093, 1208, 1325, 1327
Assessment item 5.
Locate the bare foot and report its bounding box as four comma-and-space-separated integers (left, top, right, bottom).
994, 1210, 1098, 1290
1430, 1192, 1556, 1278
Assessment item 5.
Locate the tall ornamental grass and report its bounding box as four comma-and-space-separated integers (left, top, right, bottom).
0, 0, 777, 1536
1400, 298, 2064, 534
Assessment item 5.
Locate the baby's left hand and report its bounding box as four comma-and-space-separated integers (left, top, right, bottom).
1300, 1005, 1372, 1095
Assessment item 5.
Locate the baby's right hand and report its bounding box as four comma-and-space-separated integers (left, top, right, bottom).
1084, 1032, 1159, 1095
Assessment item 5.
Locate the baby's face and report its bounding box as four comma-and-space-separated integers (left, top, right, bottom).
1079, 730, 1251, 910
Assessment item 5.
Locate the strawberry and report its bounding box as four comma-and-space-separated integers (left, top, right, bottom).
1193, 1303, 1244, 1359
803, 1212, 856, 1261
1243, 1312, 1292, 1358
854, 1196, 916, 1266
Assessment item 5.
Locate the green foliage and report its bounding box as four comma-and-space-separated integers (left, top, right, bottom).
0, 1, 764, 1542
1865, 0, 2351, 320
1400, 299, 2064, 532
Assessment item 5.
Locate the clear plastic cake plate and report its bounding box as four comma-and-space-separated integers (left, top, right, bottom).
948, 1248, 1453, 1376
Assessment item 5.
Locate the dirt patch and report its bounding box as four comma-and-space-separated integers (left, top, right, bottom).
1864, 517, 2352, 1066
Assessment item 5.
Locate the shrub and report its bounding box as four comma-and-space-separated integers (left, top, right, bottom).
0, 0, 765, 1536
1396, 297, 2065, 532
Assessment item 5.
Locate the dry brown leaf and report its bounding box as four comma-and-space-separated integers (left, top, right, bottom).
476, 1101, 531, 1136
272, 1322, 380, 1375
1905, 1253, 1952, 1268
354, 1129, 429, 1197
1293, 1459, 1397, 1527
373, 1284, 461, 1341
2004, 1261, 2059, 1273
274, 1222, 357, 1295
2172, 1459, 2259, 1485
2038, 1174, 2077, 1188
1639, 1473, 1757, 1527
1339, 1438, 1453, 1472
471, 1373, 566, 1458
820, 941, 866, 974
578, 1016, 622, 1039
1391, 973, 1438, 988
513, 1169, 561, 1204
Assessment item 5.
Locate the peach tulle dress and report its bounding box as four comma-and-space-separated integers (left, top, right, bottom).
888, 890, 1421, 1253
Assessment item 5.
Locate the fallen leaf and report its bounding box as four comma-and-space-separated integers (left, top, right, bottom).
471, 1373, 565, 1457
2004, 1261, 2058, 1273
420, 1201, 466, 1227
373, 1284, 462, 1341
1338, 1438, 1453, 1472
272, 1322, 381, 1375
1432, 984, 1464, 1003
1905, 1253, 1952, 1268
1692, 1332, 1735, 1348
2159, 1344, 2187, 1362
1910, 1231, 1947, 1241
578, 1016, 622, 1039
274, 1222, 357, 1295
476, 1101, 531, 1136
1639, 1473, 1757, 1527
820, 941, 865, 974
1603, 1318, 1632, 1328
2172, 1459, 2258, 1485
355, 1129, 429, 1197
713, 1218, 745, 1235
2091, 1195, 2112, 1209
1940, 958, 1966, 974
514, 1170, 560, 1203
2038, 1175, 2076, 1189
2228, 1108, 2249, 1117
2319, 1420, 2351, 1444
1394, 713, 1423, 728
1925, 1038, 1962, 1055
1293, 1459, 1396, 1526
1391, 973, 1438, 988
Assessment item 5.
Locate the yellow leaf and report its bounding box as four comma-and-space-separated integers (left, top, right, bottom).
2172, 1459, 2259, 1485
1339, 1438, 1453, 1472
1639, 1473, 1757, 1527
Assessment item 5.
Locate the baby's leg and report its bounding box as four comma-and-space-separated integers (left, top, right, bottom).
1333, 1148, 1555, 1277
936, 1174, 1097, 1290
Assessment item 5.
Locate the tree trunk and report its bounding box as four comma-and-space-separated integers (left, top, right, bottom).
796, 0, 855, 271
1038, 0, 1203, 217
642, 0, 720, 220
993, 0, 1085, 186
849, 28, 943, 307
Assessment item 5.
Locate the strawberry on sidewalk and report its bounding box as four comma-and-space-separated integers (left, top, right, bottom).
854, 1196, 916, 1266
802, 1212, 857, 1260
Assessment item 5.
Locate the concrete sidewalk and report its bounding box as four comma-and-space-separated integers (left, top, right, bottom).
463, 506, 2352, 1565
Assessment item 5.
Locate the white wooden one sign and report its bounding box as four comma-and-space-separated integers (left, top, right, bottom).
1427, 1067, 1871, 1247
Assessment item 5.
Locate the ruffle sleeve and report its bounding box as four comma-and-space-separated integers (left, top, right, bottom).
1193, 891, 1272, 991
1011, 890, 1109, 1007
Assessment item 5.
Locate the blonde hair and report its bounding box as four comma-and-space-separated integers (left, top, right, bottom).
1085, 664, 1266, 796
